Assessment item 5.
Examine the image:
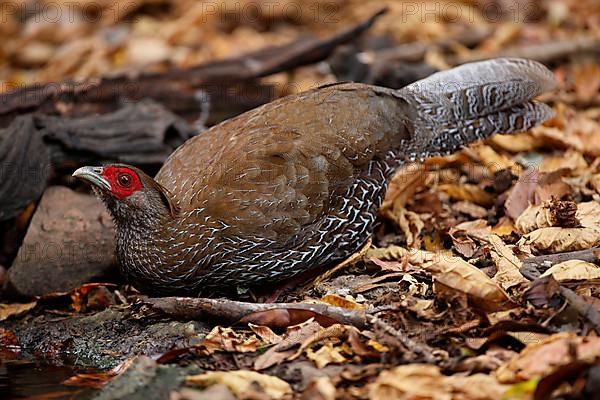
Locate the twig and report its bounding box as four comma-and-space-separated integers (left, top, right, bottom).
559, 286, 600, 335
371, 313, 438, 364
143, 296, 367, 329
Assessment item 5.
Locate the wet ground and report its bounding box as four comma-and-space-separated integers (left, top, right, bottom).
0, 358, 96, 400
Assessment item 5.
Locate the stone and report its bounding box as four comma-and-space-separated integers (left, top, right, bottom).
5, 186, 116, 297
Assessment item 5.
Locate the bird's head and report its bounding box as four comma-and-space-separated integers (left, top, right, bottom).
73, 164, 178, 222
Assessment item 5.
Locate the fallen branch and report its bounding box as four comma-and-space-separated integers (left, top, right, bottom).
143, 296, 368, 329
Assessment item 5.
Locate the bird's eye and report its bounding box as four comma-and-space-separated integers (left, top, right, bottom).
117, 173, 132, 187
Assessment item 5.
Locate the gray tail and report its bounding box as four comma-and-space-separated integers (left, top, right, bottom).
397, 58, 557, 160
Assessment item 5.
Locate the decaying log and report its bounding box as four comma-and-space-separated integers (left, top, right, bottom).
0, 116, 50, 220
39, 99, 195, 166
0, 100, 194, 221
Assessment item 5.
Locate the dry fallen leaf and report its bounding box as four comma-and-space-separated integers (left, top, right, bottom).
495, 332, 600, 383
248, 324, 282, 345
392, 209, 424, 248
306, 342, 347, 368
539, 149, 588, 174
516, 199, 582, 234
540, 260, 600, 281
473, 143, 518, 175
517, 201, 600, 253
424, 256, 514, 311
504, 167, 540, 220
452, 219, 492, 242
490, 132, 542, 153
0, 302, 37, 321
519, 226, 600, 253
254, 319, 322, 370
438, 183, 495, 207
301, 376, 336, 400
489, 235, 528, 291
369, 364, 508, 400
186, 370, 291, 400
201, 326, 262, 354
451, 200, 488, 219
382, 163, 427, 212
289, 324, 348, 361
320, 294, 364, 310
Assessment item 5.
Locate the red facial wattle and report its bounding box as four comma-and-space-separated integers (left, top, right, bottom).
102, 167, 143, 200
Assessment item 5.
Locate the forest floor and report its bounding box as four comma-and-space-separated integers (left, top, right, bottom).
1, 0, 600, 399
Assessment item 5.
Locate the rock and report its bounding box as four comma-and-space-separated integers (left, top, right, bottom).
5, 186, 116, 297
93, 356, 195, 400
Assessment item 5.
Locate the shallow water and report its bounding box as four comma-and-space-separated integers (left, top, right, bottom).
0, 359, 95, 400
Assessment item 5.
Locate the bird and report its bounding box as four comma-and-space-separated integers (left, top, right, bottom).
73, 58, 556, 297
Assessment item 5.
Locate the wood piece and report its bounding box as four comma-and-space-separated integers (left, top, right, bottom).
0, 116, 50, 221
144, 296, 368, 329
0, 100, 195, 221
39, 99, 195, 166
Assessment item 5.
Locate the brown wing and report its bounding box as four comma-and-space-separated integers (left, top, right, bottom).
155, 83, 410, 241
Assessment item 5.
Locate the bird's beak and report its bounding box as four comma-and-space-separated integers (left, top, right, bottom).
72, 166, 111, 191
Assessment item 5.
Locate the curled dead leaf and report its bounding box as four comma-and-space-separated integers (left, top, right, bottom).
490, 132, 542, 153
517, 201, 600, 253
254, 319, 321, 370
201, 326, 262, 354
540, 260, 600, 281
0, 302, 36, 321
489, 234, 528, 291
519, 226, 600, 254
248, 324, 282, 345
495, 333, 600, 384
438, 183, 495, 207
424, 256, 514, 311
369, 364, 508, 400
186, 370, 291, 400
516, 199, 582, 234
382, 163, 427, 212
320, 294, 364, 310
473, 143, 519, 175
307, 342, 347, 368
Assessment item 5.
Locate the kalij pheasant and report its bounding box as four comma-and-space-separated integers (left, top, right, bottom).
74, 58, 556, 296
